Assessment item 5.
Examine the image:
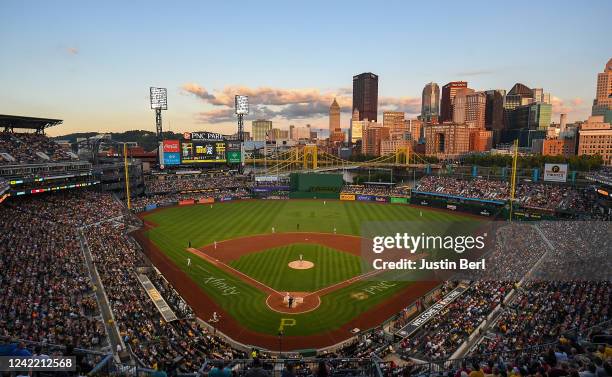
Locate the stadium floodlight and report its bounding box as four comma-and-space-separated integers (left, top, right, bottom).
150, 87, 168, 110
235, 95, 249, 115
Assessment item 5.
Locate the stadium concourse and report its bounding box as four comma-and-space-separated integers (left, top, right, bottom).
0, 133, 610, 376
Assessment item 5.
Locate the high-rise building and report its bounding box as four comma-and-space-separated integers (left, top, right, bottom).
578, 115, 612, 166
424, 123, 471, 158
505, 83, 534, 111
485, 90, 506, 136
592, 58, 612, 123
383, 111, 405, 131
542, 137, 576, 158
350, 119, 365, 145
469, 128, 493, 152
380, 139, 411, 156
352, 108, 360, 121
532, 88, 551, 104
291, 126, 311, 140
353, 72, 378, 122
405, 118, 424, 143
440, 81, 468, 122
329, 98, 340, 132
362, 122, 389, 156
453, 90, 486, 128
421, 82, 440, 123
252, 120, 273, 141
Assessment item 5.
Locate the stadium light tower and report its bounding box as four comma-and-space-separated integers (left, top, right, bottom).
150, 87, 168, 142
235, 95, 249, 174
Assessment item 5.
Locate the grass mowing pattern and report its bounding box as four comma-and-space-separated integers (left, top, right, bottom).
144, 200, 476, 336
229, 243, 362, 292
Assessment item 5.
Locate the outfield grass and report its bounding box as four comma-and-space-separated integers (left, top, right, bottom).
143, 200, 477, 336
229, 243, 362, 292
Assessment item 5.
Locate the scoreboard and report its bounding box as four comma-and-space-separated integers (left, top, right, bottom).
181, 140, 227, 163
178, 132, 227, 164
160, 132, 242, 166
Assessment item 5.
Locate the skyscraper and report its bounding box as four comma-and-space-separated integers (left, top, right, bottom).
329, 98, 340, 133
440, 81, 468, 122
353, 72, 378, 122
251, 120, 273, 141
421, 82, 440, 123
451, 88, 475, 125
485, 90, 506, 131
383, 111, 405, 131
592, 58, 612, 123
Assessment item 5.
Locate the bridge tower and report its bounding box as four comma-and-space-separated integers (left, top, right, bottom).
395, 146, 411, 165
303, 145, 318, 170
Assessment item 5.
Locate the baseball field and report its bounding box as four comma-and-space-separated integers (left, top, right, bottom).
134, 199, 477, 350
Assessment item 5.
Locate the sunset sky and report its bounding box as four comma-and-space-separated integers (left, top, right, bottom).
1, 0, 610, 137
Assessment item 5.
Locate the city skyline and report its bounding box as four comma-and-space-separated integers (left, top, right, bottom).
1, 0, 610, 137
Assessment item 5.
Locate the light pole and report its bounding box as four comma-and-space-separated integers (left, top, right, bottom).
235, 95, 249, 174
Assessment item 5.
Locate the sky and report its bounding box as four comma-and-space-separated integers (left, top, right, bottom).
0, 0, 610, 137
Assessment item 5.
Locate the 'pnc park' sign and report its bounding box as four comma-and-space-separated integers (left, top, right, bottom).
184, 131, 225, 141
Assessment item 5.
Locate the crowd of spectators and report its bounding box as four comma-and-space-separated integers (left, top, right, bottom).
131, 188, 251, 211
341, 184, 411, 197
415, 176, 510, 201
0, 132, 75, 165
398, 281, 513, 361
83, 218, 249, 373
145, 174, 248, 194
415, 176, 603, 215
0, 193, 108, 350
586, 167, 612, 186
471, 281, 611, 357
0, 179, 610, 376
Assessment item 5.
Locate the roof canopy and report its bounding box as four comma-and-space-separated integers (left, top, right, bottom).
0, 114, 63, 132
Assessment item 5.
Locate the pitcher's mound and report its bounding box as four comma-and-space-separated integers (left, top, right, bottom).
288, 260, 314, 270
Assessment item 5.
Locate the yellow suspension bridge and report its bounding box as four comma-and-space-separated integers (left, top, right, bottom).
244, 145, 439, 175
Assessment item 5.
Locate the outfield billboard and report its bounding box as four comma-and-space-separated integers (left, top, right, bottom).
543, 163, 568, 182
163, 152, 180, 165
390, 197, 409, 204
340, 193, 356, 201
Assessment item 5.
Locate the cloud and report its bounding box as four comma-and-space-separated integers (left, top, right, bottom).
379, 96, 421, 115
183, 83, 422, 123
551, 96, 585, 116
455, 69, 495, 76
66, 47, 79, 55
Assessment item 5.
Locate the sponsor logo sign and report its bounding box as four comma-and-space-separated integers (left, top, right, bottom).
543, 163, 568, 182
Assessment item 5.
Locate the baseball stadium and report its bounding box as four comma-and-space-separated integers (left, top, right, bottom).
1, 4, 612, 374
1, 115, 610, 377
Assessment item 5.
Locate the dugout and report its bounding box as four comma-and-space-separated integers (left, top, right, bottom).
289, 173, 343, 199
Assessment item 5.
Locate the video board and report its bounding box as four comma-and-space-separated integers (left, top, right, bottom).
181, 140, 227, 163
180, 132, 227, 164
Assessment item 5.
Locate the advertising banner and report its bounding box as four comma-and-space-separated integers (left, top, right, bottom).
220, 197, 233, 202
163, 152, 180, 165
198, 197, 214, 204
543, 163, 568, 182
255, 176, 279, 182
179, 199, 195, 205
163, 140, 180, 153
374, 196, 389, 202
390, 197, 409, 204
357, 195, 374, 201
340, 193, 356, 201
145, 204, 158, 211
227, 150, 241, 164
